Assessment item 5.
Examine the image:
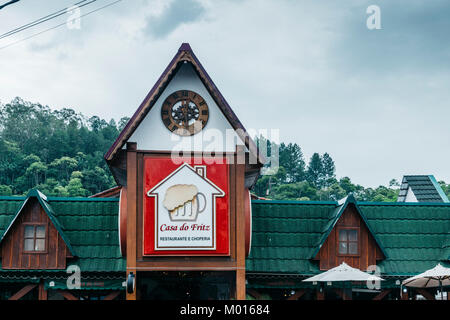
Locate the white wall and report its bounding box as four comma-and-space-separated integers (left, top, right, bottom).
405, 186, 418, 202
127, 63, 244, 153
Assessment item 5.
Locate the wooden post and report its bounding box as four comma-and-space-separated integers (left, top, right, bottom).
401, 289, 409, 300
316, 288, 325, 300
126, 142, 138, 300
235, 145, 246, 300
38, 281, 47, 300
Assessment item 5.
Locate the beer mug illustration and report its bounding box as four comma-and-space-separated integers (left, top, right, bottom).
163, 184, 207, 221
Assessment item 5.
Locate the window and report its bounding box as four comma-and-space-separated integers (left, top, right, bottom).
23, 224, 47, 252
338, 228, 358, 255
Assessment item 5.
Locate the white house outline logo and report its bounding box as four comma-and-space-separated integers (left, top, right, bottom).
146, 163, 225, 250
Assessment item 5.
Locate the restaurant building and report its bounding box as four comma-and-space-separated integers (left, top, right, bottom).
0, 44, 448, 300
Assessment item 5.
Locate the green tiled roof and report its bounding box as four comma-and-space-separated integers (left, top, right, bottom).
0, 192, 125, 275
247, 199, 450, 277
247, 201, 335, 275
0, 190, 76, 256
397, 175, 449, 202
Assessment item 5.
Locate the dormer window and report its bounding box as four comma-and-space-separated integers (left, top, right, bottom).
23, 224, 47, 252
338, 228, 359, 255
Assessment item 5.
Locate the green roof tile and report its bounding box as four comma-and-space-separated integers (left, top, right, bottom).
248, 199, 450, 276
0, 193, 124, 274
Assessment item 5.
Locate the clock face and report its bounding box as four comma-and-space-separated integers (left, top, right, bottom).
161, 90, 209, 136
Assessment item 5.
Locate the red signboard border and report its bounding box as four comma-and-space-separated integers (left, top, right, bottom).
142, 156, 230, 256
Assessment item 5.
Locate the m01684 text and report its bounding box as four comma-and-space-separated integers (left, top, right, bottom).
224, 304, 270, 316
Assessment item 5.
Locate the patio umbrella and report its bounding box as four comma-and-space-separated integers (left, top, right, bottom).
303, 262, 384, 283
402, 263, 450, 299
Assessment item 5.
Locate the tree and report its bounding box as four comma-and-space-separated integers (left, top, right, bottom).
389, 179, 400, 188
321, 153, 336, 188
279, 143, 306, 183
50, 157, 78, 182
339, 177, 356, 194
0, 185, 12, 196
306, 153, 323, 188
118, 117, 130, 131
66, 171, 88, 197
81, 166, 112, 195
25, 161, 47, 187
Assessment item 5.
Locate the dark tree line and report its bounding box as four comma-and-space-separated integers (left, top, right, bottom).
0, 97, 129, 196
253, 136, 450, 202
0, 98, 449, 201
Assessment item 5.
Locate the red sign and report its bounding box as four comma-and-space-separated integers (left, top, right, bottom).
143, 156, 230, 256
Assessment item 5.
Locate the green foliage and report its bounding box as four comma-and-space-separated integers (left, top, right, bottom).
438, 181, 450, 200
0, 185, 12, 196
0, 98, 445, 203
0, 98, 119, 196
306, 153, 323, 188
253, 138, 417, 202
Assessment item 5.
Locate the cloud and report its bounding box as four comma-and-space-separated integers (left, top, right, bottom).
144, 0, 206, 39
0, 0, 449, 187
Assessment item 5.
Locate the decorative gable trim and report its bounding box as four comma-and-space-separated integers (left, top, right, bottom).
0, 189, 75, 257
104, 43, 265, 166
310, 194, 387, 259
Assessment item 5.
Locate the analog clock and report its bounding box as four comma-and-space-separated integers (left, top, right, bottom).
161, 90, 209, 136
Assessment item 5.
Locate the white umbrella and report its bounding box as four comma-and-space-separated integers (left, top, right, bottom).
402, 263, 450, 299
303, 262, 384, 282
402, 264, 450, 288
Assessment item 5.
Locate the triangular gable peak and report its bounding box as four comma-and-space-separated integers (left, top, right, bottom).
398, 175, 449, 203
104, 43, 264, 166
0, 190, 74, 269
312, 194, 387, 271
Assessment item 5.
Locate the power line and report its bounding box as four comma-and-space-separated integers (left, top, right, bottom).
0, 0, 20, 11
0, 0, 96, 40
0, 0, 123, 50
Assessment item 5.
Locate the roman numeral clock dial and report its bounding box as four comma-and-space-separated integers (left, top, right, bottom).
161, 90, 209, 136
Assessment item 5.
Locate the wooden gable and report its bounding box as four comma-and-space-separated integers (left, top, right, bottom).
315, 203, 384, 271
0, 198, 72, 270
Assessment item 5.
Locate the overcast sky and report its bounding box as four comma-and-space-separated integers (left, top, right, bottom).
0, 0, 449, 188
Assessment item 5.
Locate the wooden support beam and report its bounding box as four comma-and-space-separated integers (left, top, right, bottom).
8, 284, 37, 300
401, 290, 409, 300
103, 291, 121, 301
235, 145, 246, 300
126, 142, 137, 300
287, 290, 306, 300
316, 289, 325, 300
416, 289, 435, 300
59, 290, 79, 300
372, 289, 391, 300
38, 282, 47, 301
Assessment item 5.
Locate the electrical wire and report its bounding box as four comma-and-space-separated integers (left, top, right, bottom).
0, 0, 20, 11
0, 0, 96, 40
0, 0, 123, 51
